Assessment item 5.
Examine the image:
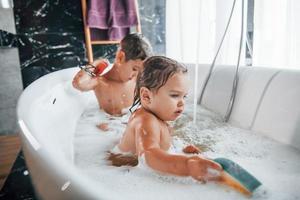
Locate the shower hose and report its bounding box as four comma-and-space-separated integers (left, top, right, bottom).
198, 0, 245, 122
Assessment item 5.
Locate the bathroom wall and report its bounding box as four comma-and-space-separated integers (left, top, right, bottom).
13, 0, 86, 88
139, 0, 165, 54
0, 4, 23, 135
12, 0, 166, 88
0, 0, 165, 135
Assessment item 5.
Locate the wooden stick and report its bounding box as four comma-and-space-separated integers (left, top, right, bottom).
135, 0, 142, 33
81, 0, 94, 63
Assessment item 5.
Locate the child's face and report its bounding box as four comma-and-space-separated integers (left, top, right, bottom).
149, 72, 189, 121
119, 59, 144, 82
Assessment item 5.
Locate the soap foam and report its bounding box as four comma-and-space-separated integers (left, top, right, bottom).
73, 101, 300, 200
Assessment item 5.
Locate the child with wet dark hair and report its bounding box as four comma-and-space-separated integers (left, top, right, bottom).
108, 56, 222, 182
72, 33, 153, 116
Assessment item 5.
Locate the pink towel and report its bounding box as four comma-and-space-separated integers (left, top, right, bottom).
87, 0, 138, 40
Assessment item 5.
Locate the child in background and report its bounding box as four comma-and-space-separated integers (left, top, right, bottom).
72, 33, 153, 116
109, 56, 222, 182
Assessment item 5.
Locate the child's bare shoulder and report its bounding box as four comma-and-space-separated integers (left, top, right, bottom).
134, 108, 156, 120
132, 109, 161, 130
93, 77, 110, 90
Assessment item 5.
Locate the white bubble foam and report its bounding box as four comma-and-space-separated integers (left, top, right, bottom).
73, 101, 300, 200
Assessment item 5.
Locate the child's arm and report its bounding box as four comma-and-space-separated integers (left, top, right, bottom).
72, 59, 110, 91
135, 120, 222, 181
72, 69, 99, 91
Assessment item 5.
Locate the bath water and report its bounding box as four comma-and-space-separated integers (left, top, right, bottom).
73, 98, 300, 200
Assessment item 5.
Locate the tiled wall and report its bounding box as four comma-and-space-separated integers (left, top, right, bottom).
13, 0, 165, 87
0, 0, 165, 135
13, 0, 87, 87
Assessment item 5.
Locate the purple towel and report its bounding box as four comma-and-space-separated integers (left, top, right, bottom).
87, 0, 138, 40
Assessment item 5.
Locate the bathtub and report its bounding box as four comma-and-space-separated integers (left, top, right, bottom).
17, 65, 300, 200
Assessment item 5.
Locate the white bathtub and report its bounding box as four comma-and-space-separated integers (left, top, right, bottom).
17, 65, 300, 200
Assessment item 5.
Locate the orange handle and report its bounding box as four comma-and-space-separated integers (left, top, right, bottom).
94, 60, 109, 76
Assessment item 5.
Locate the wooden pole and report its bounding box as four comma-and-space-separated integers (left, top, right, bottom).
81, 0, 94, 63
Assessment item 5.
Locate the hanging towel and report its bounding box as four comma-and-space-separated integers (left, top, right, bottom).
87, 0, 138, 40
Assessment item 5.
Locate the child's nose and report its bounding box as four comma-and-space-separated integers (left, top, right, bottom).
178, 99, 185, 107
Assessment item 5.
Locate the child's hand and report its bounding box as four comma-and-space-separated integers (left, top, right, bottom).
187, 156, 222, 182
183, 145, 201, 154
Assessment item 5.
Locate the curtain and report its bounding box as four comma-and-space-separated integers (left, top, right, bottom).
166, 0, 246, 65
253, 0, 300, 69
166, 0, 300, 69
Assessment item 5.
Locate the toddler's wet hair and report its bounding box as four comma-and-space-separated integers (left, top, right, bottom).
121, 33, 153, 61
130, 56, 187, 112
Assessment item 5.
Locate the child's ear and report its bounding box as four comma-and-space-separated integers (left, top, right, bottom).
115, 49, 126, 64
140, 87, 152, 104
